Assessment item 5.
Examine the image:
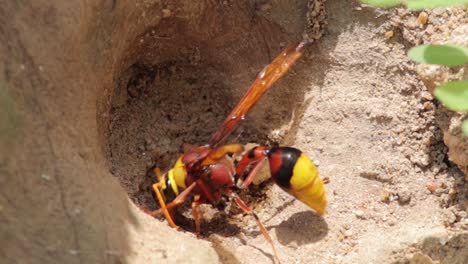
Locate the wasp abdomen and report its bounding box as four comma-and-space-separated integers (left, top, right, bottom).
267, 147, 326, 215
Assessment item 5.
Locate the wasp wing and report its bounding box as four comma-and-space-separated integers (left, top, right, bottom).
208, 42, 306, 147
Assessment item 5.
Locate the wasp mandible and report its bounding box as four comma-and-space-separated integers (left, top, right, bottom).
141, 42, 327, 264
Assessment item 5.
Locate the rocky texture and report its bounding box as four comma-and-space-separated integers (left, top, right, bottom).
392, 7, 468, 176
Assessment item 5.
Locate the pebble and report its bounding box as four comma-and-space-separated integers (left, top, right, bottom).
426, 182, 438, 193
314, 159, 320, 167
354, 210, 365, 219
417, 12, 429, 25
385, 30, 394, 39
162, 9, 172, 18
421, 91, 433, 101
397, 190, 412, 205
446, 211, 457, 224
41, 174, 51, 181
387, 219, 397, 226
423, 101, 433, 110
343, 230, 353, 237
439, 235, 449, 245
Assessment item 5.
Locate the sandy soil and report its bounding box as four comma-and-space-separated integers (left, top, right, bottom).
1, 0, 466, 264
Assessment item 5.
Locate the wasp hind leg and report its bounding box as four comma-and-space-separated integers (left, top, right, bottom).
231, 193, 281, 264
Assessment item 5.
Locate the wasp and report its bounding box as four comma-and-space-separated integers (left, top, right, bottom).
141, 42, 327, 264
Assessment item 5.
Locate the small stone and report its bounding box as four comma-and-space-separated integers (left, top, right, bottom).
385, 30, 394, 39
412, 154, 430, 167
417, 12, 429, 25
447, 209, 457, 224
398, 190, 412, 205
343, 230, 353, 237
421, 91, 433, 101
313, 159, 320, 167
423, 101, 434, 110
162, 9, 172, 18
354, 210, 365, 219
439, 235, 449, 245
41, 174, 51, 181
426, 182, 438, 193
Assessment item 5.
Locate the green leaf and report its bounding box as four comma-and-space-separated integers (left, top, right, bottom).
360, 0, 402, 7
408, 45, 468, 66
361, 0, 468, 8
407, 0, 468, 10
463, 120, 468, 136
434, 81, 468, 112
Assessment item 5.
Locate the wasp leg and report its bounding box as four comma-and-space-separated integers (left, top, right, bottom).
239, 158, 267, 189
195, 179, 217, 203
143, 167, 179, 224
192, 195, 203, 238
152, 182, 179, 229
231, 194, 281, 264
322, 176, 330, 184
153, 167, 164, 181
145, 181, 197, 218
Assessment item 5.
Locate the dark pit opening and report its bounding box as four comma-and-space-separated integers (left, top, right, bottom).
108, 60, 269, 211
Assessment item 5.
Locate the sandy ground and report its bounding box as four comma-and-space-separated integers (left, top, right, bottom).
107, 1, 467, 263
1, 0, 466, 264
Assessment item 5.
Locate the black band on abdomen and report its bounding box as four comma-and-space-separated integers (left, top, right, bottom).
270, 147, 301, 188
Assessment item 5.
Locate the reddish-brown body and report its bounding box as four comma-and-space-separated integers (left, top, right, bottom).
182, 145, 237, 204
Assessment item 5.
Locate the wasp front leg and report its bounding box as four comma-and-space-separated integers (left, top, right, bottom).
235, 146, 269, 189
151, 181, 179, 228
142, 168, 198, 228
